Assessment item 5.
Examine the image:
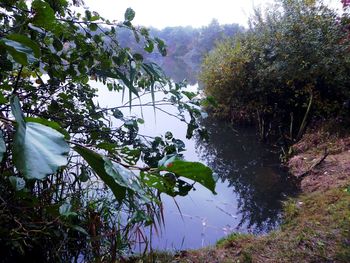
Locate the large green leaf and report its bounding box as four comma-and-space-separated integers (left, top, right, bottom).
1, 39, 37, 65
0, 130, 5, 162
1, 33, 41, 66
104, 158, 147, 199
75, 145, 149, 202
11, 96, 69, 180
25, 117, 70, 140
74, 145, 126, 202
161, 160, 216, 194
31, 0, 56, 30
6, 34, 41, 58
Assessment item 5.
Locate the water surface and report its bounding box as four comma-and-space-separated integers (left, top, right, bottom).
97, 76, 296, 250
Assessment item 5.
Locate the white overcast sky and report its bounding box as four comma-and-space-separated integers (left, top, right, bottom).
82, 0, 342, 28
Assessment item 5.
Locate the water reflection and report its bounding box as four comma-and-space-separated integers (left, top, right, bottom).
151, 56, 199, 85
97, 59, 297, 249
196, 118, 297, 233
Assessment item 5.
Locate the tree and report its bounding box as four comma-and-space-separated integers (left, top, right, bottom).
0, 0, 215, 261
201, 0, 350, 142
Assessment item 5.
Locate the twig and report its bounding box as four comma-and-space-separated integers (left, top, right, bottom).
297, 148, 328, 180
12, 65, 23, 95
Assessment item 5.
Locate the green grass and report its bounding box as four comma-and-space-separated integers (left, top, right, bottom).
216, 233, 253, 247
166, 186, 350, 263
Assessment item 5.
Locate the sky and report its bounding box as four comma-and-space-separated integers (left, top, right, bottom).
82, 0, 342, 29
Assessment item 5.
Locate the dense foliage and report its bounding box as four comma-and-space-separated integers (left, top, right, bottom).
201, 0, 350, 143
0, 0, 216, 261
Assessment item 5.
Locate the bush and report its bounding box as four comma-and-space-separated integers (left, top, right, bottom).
201, 0, 350, 141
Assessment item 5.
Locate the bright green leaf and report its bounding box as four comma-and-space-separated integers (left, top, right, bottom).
31, 0, 56, 30
182, 91, 197, 100
161, 160, 216, 194
0, 93, 7, 104
88, 23, 98, 31
75, 145, 149, 202
144, 40, 154, 53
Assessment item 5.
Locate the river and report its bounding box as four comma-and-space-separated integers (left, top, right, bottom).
96, 61, 296, 251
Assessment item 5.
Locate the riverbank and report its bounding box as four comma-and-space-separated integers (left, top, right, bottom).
133, 125, 350, 262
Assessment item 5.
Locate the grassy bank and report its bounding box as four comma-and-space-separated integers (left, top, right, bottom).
130, 127, 350, 263
172, 187, 350, 262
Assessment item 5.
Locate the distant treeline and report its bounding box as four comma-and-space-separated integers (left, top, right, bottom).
116, 20, 244, 83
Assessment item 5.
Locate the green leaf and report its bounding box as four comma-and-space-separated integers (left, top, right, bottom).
71, 225, 89, 235
144, 40, 154, 53
6, 34, 41, 58
9, 176, 25, 191
0, 130, 5, 162
88, 23, 98, 31
78, 167, 89, 182
11, 96, 70, 180
161, 160, 216, 194
130, 210, 153, 226
53, 38, 63, 51
59, 202, 77, 217
112, 108, 124, 119
75, 145, 149, 202
25, 117, 70, 140
1, 39, 37, 65
74, 145, 126, 202
31, 0, 56, 30
142, 62, 166, 82
155, 37, 167, 56
0, 93, 7, 104
94, 68, 139, 97
165, 131, 173, 140
143, 173, 169, 193
137, 118, 144, 124
103, 159, 147, 198
201, 96, 218, 108
133, 53, 143, 61
182, 91, 197, 100
143, 173, 192, 197
186, 121, 198, 139
124, 8, 135, 21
